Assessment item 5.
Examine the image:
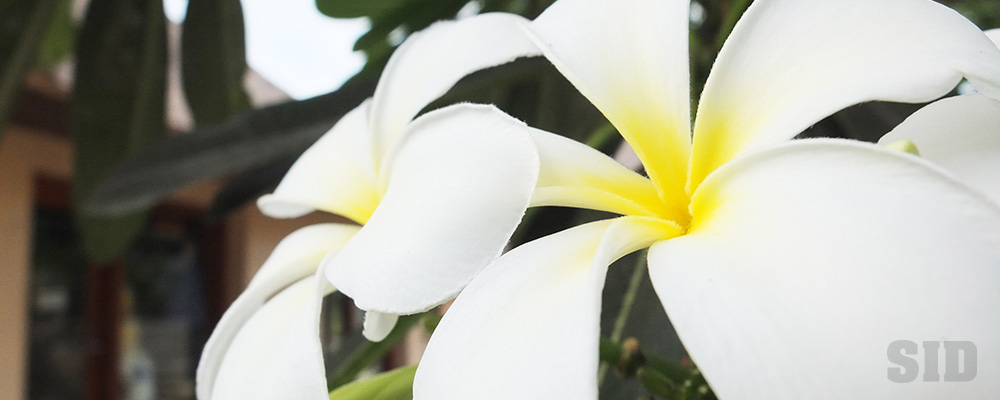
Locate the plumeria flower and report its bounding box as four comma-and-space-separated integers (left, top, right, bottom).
415, 0, 1000, 398
194, 13, 543, 400
958, 28, 1000, 95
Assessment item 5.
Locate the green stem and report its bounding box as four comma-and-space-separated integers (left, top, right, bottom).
584, 122, 619, 151
598, 251, 648, 384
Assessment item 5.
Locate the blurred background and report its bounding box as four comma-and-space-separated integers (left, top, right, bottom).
1, 0, 997, 399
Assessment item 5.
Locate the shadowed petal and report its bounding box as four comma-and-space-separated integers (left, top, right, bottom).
879, 94, 1000, 204
208, 274, 333, 400
369, 13, 541, 174
362, 310, 400, 342
257, 101, 379, 224
196, 224, 358, 400
326, 104, 539, 314
414, 217, 681, 399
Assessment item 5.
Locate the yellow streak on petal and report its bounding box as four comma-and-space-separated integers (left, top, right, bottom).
531, 187, 660, 217
613, 104, 692, 218
688, 113, 747, 196
533, 165, 691, 225
338, 188, 381, 225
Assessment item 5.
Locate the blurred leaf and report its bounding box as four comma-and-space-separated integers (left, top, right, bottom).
205, 156, 295, 221
83, 79, 376, 216
35, 0, 74, 69
943, 0, 1000, 28
72, 0, 168, 262
315, 0, 405, 19
353, 0, 466, 53
87, 55, 545, 216
327, 313, 424, 390
0, 0, 61, 138
182, 0, 251, 125
344, 0, 468, 80
328, 366, 416, 400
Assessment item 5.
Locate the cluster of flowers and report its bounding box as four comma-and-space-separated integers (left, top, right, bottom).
196, 0, 1000, 398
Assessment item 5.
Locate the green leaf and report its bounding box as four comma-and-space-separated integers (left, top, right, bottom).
34, 0, 74, 69
205, 156, 294, 221
326, 313, 424, 390
85, 54, 547, 217
182, 0, 251, 125
83, 79, 376, 216
635, 367, 677, 398
328, 366, 416, 400
0, 0, 62, 139
315, 0, 406, 19
351, 0, 467, 53
72, 0, 167, 262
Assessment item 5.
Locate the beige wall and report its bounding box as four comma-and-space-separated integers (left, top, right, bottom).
0, 130, 37, 400
0, 128, 223, 400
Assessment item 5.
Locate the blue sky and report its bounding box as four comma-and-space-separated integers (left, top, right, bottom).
164, 0, 369, 99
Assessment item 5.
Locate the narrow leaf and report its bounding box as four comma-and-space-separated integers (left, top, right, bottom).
205, 156, 294, 221
72, 0, 167, 262
328, 366, 416, 400
315, 0, 405, 19
83, 79, 376, 216
34, 0, 74, 69
327, 313, 424, 390
182, 0, 251, 125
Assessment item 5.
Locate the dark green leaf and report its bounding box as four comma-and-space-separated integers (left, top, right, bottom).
328, 366, 416, 400
352, 0, 467, 53
34, 0, 74, 69
72, 0, 168, 262
86, 55, 547, 216
205, 156, 295, 221
182, 0, 251, 125
635, 367, 677, 398
83, 79, 376, 216
0, 0, 61, 139
327, 313, 424, 390
315, 0, 406, 19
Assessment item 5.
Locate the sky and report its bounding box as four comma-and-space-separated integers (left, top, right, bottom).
163, 0, 369, 100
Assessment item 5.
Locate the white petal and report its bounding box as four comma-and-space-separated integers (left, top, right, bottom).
209, 272, 334, 400
414, 217, 681, 399
879, 94, 1000, 204
362, 310, 399, 342
528, 128, 663, 217
690, 0, 1000, 190
326, 104, 539, 314
526, 0, 692, 213
987, 28, 1000, 47
257, 101, 380, 224
196, 224, 358, 400
369, 13, 541, 173
649, 139, 1000, 399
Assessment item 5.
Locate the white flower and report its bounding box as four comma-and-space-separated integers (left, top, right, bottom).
414, 0, 1000, 399
195, 13, 542, 400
